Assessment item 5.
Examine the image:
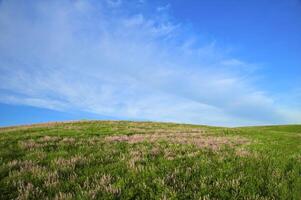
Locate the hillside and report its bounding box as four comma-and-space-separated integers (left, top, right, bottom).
0, 121, 300, 199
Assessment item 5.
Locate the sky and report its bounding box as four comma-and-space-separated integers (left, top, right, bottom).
0, 0, 300, 127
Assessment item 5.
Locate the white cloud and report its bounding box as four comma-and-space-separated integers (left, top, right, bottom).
157, 4, 170, 12
0, 0, 300, 126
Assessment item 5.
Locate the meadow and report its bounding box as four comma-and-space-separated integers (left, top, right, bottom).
0, 121, 300, 199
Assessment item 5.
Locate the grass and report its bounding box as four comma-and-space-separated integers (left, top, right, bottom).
0, 121, 300, 199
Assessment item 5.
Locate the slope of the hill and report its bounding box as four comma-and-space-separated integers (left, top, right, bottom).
0, 121, 300, 199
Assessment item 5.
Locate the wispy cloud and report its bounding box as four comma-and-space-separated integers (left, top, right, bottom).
106, 0, 122, 7
157, 4, 170, 12
0, 0, 300, 126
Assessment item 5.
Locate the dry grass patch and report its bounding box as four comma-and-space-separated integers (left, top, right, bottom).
105, 133, 249, 151
14, 181, 43, 200
19, 140, 42, 150
127, 126, 208, 135
83, 174, 120, 198
163, 148, 177, 160
8, 160, 48, 179
127, 150, 145, 169
38, 136, 61, 143
19, 136, 62, 151
235, 148, 252, 157
44, 171, 59, 188
54, 192, 73, 200
60, 137, 76, 145
52, 155, 87, 169
86, 137, 104, 145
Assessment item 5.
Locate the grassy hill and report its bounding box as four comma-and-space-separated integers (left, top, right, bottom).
0, 121, 300, 199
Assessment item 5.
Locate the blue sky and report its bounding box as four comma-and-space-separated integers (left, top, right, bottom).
0, 0, 300, 127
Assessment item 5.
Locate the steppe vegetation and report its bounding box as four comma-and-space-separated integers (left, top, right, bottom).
0, 121, 300, 199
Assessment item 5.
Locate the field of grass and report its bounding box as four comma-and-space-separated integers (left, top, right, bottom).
0, 121, 300, 199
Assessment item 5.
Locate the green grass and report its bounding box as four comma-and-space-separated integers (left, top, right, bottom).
0, 121, 300, 199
